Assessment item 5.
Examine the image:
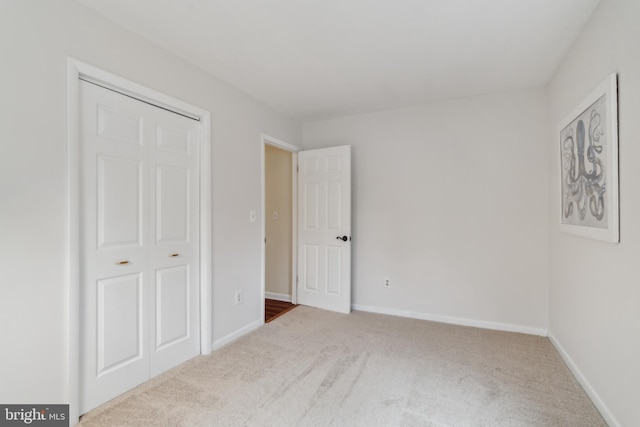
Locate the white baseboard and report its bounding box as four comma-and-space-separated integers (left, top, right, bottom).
211, 319, 262, 352
352, 304, 548, 336
265, 292, 291, 302
548, 332, 620, 427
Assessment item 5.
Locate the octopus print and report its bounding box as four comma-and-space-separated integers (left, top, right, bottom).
560, 94, 607, 228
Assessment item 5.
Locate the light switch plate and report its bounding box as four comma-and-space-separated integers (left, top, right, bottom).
249, 210, 256, 222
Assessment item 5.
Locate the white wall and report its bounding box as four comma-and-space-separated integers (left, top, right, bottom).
0, 0, 300, 408
548, 0, 640, 426
4, 1, 636, 425
303, 87, 549, 333
265, 145, 293, 297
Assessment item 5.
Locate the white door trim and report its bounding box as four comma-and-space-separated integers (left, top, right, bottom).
66, 58, 212, 425
260, 133, 300, 322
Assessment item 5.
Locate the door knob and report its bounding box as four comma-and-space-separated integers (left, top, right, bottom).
336, 236, 348, 242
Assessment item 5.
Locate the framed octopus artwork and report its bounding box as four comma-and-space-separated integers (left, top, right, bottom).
558, 73, 619, 242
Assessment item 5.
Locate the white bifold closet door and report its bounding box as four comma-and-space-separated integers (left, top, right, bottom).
79, 80, 200, 414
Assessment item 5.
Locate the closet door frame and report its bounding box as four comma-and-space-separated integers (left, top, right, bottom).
66, 58, 212, 426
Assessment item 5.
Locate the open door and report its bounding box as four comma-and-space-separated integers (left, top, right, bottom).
297, 146, 351, 313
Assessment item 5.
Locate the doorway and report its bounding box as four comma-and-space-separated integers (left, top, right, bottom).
260, 135, 353, 320
265, 144, 292, 302
260, 135, 299, 322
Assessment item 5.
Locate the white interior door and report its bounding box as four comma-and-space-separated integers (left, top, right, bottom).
80, 80, 200, 414
297, 146, 351, 313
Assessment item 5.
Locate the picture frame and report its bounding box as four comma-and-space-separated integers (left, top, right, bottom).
558, 73, 619, 242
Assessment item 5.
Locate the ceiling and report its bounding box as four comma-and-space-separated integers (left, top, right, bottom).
76, 0, 601, 122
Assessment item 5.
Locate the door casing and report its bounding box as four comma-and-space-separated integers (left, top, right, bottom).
67, 58, 212, 425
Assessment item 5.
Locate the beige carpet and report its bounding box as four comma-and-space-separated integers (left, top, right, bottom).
79, 306, 606, 426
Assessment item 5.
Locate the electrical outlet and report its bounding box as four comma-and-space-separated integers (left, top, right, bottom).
235, 290, 243, 305
384, 277, 391, 288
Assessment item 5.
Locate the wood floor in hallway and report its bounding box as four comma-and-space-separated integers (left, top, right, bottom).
265, 299, 297, 322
